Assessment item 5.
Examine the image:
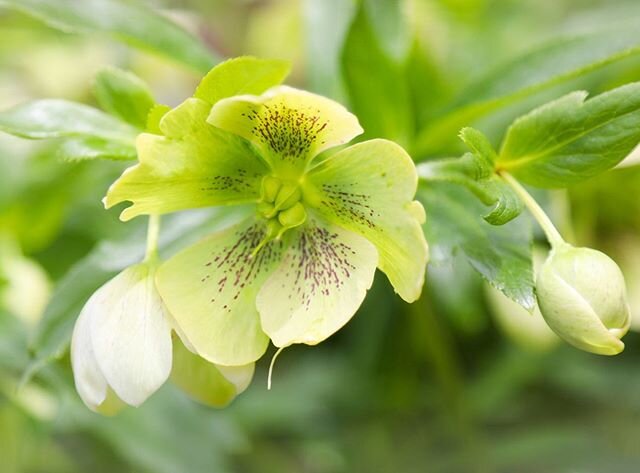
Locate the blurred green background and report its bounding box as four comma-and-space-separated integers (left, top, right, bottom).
1, 0, 640, 472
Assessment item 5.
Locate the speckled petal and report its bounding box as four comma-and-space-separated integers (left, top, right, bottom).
207, 86, 363, 177
256, 218, 378, 348
156, 217, 284, 365
305, 139, 428, 302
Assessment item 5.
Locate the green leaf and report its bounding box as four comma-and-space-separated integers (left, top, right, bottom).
0, 0, 218, 73
406, 40, 453, 130
0, 311, 29, 372
24, 207, 249, 383
497, 83, 640, 187
418, 152, 523, 225
0, 99, 138, 143
419, 181, 534, 309
362, 0, 412, 62
413, 23, 640, 156
341, 4, 412, 145
193, 56, 290, 105
94, 67, 155, 129
57, 136, 136, 161
459, 127, 496, 174
303, 0, 357, 99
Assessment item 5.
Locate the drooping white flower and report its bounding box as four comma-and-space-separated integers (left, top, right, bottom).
71, 262, 172, 414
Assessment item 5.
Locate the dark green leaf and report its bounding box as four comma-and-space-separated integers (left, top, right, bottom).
341, 4, 412, 145
94, 67, 155, 129
420, 181, 534, 309
0, 0, 218, 72
497, 83, 640, 187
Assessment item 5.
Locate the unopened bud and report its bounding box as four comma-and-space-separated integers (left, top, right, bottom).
536, 244, 631, 355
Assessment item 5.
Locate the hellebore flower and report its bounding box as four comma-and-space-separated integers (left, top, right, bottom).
71, 259, 254, 414
105, 70, 428, 366
536, 244, 631, 355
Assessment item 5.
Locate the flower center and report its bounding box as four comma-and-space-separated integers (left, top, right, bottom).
256, 175, 307, 244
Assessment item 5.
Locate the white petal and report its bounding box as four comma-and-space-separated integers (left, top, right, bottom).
70, 305, 108, 411
88, 264, 173, 406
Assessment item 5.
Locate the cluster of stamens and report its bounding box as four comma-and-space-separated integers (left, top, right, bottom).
255, 176, 307, 251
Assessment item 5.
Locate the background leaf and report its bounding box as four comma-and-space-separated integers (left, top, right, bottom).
93, 67, 155, 129
0, 99, 137, 143
413, 22, 640, 157
362, 0, 412, 62
0, 0, 218, 73
341, 3, 412, 145
303, 0, 357, 100
420, 181, 535, 309
56, 136, 137, 162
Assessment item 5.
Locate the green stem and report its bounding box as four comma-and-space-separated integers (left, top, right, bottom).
144, 215, 161, 262
500, 172, 565, 248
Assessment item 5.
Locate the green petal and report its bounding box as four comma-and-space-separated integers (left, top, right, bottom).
256, 218, 378, 348
155, 218, 284, 365
104, 98, 269, 221
207, 86, 363, 177
194, 56, 290, 105
305, 139, 428, 302
170, 336, 254, 407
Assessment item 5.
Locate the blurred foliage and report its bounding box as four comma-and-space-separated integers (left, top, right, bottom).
1, 0, 640, 472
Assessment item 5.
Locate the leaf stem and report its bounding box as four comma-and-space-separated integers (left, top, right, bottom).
144, 214, 161, 262
499, 172, 565, 248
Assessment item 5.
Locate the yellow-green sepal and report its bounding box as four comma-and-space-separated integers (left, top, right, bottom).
155, 217, 284, 365
207, 86, 363, 177
171, 336, 254, 407
257, 217, 378, 348
194, 56, 291, 105
104, 98, 269, 221
305, 139, 428, 302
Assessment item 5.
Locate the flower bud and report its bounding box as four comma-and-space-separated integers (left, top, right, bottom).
536, 244, 631, 355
